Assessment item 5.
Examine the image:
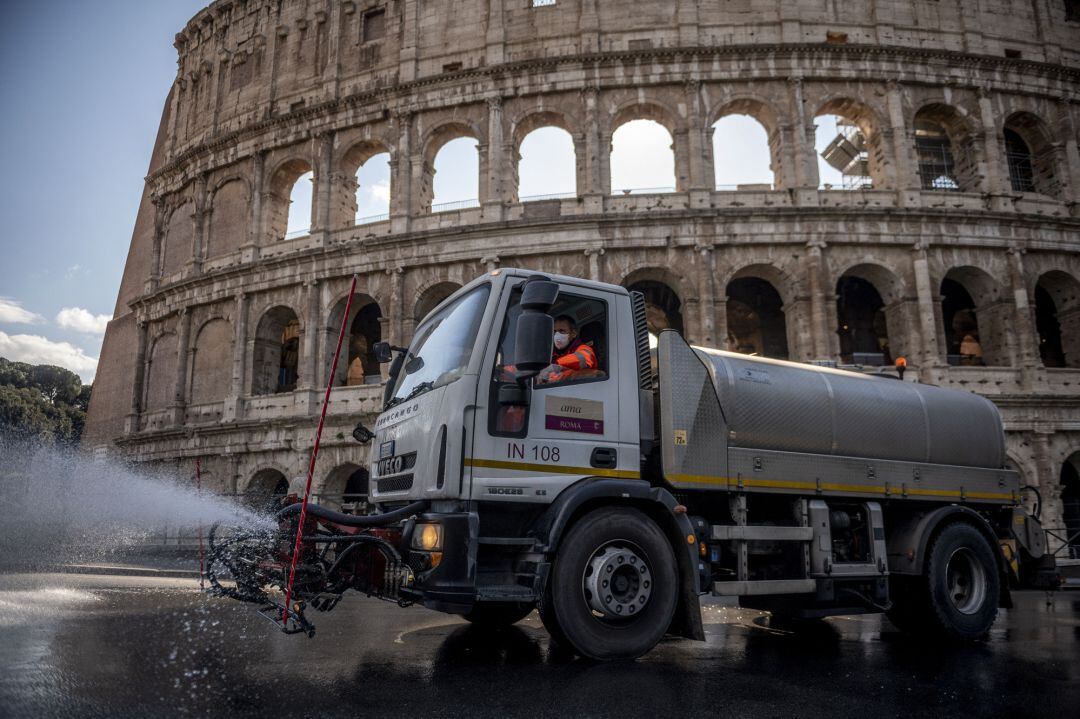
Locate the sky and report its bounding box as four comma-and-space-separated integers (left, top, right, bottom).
0, 1, 839, 383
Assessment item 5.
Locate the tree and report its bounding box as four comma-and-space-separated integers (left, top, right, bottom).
0, 358, 90, 445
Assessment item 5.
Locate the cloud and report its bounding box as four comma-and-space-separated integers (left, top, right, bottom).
369, 180, 391, 204
0, 297, 45, 325
0, 332, 98, 381
56, 307, 111, 334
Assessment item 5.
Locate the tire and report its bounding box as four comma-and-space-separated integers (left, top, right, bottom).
548, 507, 678, 660
462, 601, 534, 627
888, 522, 999, 640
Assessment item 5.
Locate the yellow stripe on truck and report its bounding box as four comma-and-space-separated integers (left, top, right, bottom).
665, 472, 1015, 502
465, 457, 640, 480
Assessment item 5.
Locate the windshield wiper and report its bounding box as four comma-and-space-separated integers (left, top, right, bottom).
383, 380, 435, 411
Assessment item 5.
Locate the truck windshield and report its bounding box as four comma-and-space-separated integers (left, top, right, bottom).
386, 284, 491, 407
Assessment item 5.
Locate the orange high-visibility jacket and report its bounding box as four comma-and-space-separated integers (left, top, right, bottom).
548, 339, 597, 382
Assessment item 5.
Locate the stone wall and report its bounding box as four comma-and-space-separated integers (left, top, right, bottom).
85, 0, 1080, 539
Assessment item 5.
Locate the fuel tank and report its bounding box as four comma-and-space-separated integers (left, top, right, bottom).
658, 331, 1006, 470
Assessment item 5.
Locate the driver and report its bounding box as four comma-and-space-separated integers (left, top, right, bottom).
537, 315, 597, 384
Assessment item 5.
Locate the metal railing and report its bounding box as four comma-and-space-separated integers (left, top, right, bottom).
520, 192, 576, 202
612, 186, 677, 195
431, 198, 480, 213
1044, 526, 1080, 559
355, 212, 390, 224
284, 227, 311, 240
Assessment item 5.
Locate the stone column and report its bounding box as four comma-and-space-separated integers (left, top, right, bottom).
482, 96, 507, 219
1055, 99, 1080, 207
173, 308, 192, 425
578, 0, 599, 53
1007, 246, 1040, 384
885, 80, 918, 193
125, 320, 149, 433
485, 0, 506, 66
245, 152, 265, 261
805, 239, 833, 360
311, 132, 335, 244
581, 87, 606, 208
399, 0, 420, 82
787, 77, 820, 198
388, 266, 405, 347
977, 88, 1011, 208
225, 292, 248, 422
696, 245, 716, 346
301, 281, 321, 391
584, 248, 605, 283
912, 242, 943, 367
188, 174, 208, 276
684, 81, 712, 200
147, 197, 165, 292
390, 111, 414, 232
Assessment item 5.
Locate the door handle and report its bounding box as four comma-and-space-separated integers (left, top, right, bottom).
590, 447, 617, 469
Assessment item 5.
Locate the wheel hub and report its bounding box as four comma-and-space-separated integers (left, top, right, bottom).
583, 544, 652, 619
945, 546, 987, 615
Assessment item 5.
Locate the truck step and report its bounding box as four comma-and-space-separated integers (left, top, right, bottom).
712, 579, 817, 596
711, 525, 814, 541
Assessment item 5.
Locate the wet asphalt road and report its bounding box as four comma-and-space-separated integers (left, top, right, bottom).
1, 572, 1079, 718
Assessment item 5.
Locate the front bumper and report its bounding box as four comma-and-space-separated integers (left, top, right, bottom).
401, 511, 478, 613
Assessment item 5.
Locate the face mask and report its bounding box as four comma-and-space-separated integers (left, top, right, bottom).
553, 331, 570, 350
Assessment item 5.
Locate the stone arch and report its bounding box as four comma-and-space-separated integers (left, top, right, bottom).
1062, 451, 1080, 555
940, 266, 1010, 367
711, 96, 782, 190
1034, 270, 1080, 368
189, 317, 233, 405
144, 331, 177, 411
326, 292, 383, 387
251, 305, 301, 395
420, 120, 482, 211
161, 200, 194, 277
244, 467, 289, 511
340, 139, 393, 225
725, 267, 790, 359
814, 96, 889, 190
512, 111, 578, 202
205, 177, 250, 258
722, 261, 800, 308
415, 281, 462, 322
318, 463, 370, 512
265, 157, 313, 242
833, 263, 907, 366
608, 100, 684, 194
1002, 111, 1062, 197
913, 103, 981, 192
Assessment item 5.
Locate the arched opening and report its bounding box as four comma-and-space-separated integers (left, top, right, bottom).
941, 278, 982, 366
1003, 113, 1060, 197
1062, 454, 1080, 556
610, 119, 676, 194
321, 463, 369, 513
355, 152, 391, 224
712, 114, 774, 190
836, 276, 891, 366
252, 306, 300, 395
432, 136, 480, 211
518, 126, 576, 201
415, 282, 462, 323
1035, 271, 1080, 368
144, 333, 177, 411
205, 180, 249, 258
726, 277, 789, 359
246, 468, 289, 513
815, 100, 883, 190
285, 171, 314, 238
626, 280, 683, 337
344, 303, 383, 386
190, 318, 233, 404
913, 104, 979, 192
161, 202, 193, 276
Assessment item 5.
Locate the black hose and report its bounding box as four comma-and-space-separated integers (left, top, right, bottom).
277, 500, 427, 527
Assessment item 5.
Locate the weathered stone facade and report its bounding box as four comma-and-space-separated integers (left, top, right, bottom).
84, 0, 1080, 536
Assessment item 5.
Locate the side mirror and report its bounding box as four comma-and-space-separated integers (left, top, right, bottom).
520, 278, 559, 311
514, 312, 554, 376
498, 383, 528, 406
352, 422, 375, 443
373, 341, 393, 363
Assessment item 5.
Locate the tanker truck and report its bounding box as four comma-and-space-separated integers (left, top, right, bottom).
208, 269, 1057, 660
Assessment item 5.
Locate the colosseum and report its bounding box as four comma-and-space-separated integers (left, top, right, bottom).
84, 0, 1080, 547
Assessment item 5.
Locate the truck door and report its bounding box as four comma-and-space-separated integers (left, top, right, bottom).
469, 281, 640, 502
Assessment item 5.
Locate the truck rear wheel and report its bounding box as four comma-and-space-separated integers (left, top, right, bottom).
462, 601, 534, 627
887, 522, 999, 640
548, 507, 678, 660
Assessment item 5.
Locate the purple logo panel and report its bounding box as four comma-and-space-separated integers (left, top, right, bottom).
545, 415, 604, 434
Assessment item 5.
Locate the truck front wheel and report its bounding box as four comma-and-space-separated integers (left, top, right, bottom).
887, 522, 1000, 640
548, 507, 678, 660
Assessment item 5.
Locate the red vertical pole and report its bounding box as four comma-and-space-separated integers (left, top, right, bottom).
282, 274, 358, 624
195, 457, 205, 591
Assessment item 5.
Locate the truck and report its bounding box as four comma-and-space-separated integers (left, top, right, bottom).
208, 268, 1058, 660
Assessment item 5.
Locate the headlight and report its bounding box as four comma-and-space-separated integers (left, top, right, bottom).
411, 523, 442, 551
